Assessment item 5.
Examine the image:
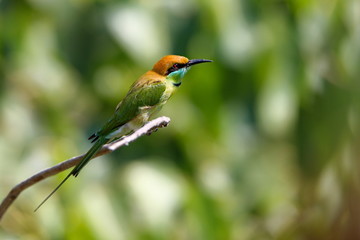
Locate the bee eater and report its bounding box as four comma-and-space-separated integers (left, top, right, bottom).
35, 55, 212, 210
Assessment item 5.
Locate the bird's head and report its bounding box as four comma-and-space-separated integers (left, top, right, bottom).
152, 55, 212, 84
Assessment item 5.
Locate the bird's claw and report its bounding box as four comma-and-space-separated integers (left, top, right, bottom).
146, 127, 158, 136
146, 121, 169, 136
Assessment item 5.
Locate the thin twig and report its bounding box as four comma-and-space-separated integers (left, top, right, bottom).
0, 116, 171, 222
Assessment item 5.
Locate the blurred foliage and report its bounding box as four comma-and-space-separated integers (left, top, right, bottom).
1, 0, 360, 239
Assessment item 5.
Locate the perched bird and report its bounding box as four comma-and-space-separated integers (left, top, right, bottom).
35, 55, 212, 210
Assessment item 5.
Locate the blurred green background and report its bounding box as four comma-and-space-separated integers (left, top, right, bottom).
1, 0, 360, 239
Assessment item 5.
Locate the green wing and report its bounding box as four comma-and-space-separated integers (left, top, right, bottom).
95, 82, 166, 138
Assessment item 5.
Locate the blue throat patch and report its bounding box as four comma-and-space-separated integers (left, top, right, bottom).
167, 68, 189, 85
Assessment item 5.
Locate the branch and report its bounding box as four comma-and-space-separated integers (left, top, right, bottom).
0, 116, 171, 222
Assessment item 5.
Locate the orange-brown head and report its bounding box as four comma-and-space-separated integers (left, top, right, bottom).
152, 55, 212, 77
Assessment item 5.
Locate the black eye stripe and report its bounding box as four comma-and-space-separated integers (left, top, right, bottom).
173, 63, 184, 70
166, 63, 186, 75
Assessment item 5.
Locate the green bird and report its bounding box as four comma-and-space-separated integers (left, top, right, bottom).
35, 55, 212, 210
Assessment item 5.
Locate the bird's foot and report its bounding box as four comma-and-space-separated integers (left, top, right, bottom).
146, 121, 169, 136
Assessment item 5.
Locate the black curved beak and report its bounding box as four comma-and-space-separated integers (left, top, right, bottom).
187, 59, 213, 67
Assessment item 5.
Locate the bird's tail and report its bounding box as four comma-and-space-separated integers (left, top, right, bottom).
71, 137, 108, 177
34, 137, 108, 211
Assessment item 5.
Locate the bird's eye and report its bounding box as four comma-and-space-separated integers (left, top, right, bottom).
166, 63, 183, 75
